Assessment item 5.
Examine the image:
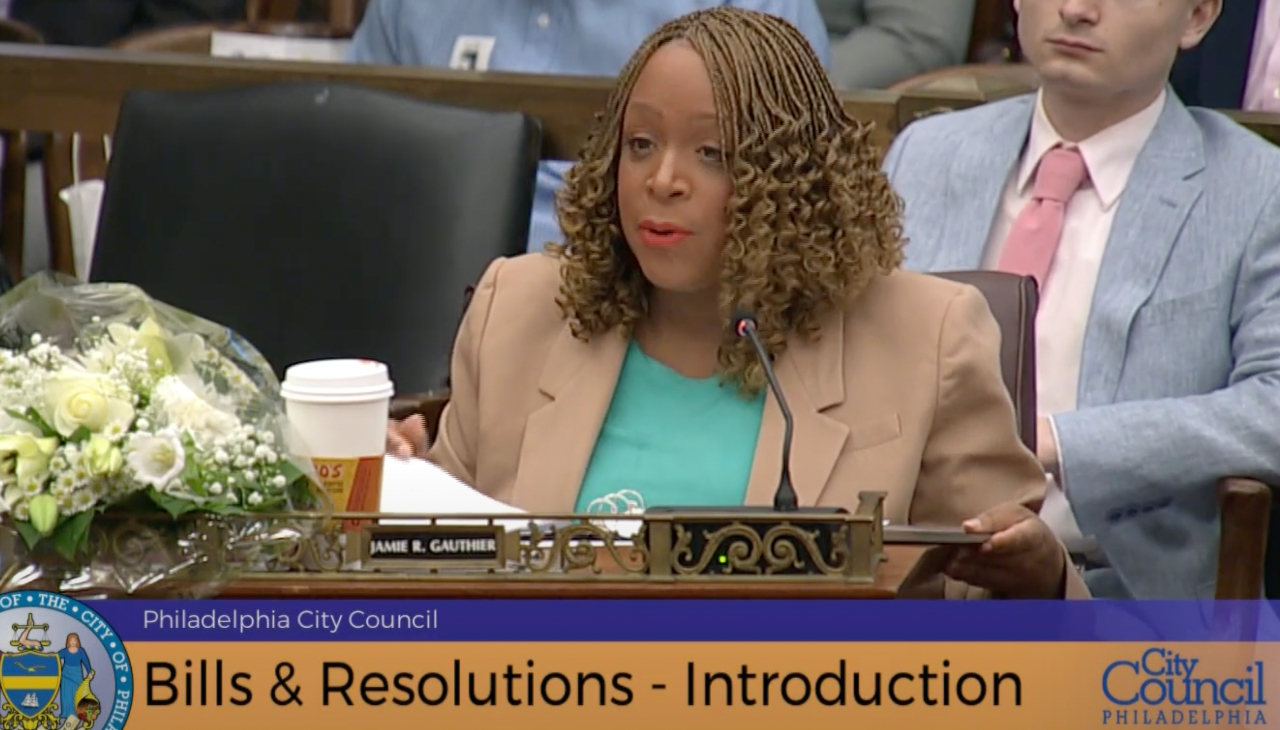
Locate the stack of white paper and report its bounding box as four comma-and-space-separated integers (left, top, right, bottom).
378, 456, 530, 528
377, 456, 641, 539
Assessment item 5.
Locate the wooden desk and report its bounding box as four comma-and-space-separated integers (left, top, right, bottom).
0, 43, 901, 159
0, 43, 1275, 162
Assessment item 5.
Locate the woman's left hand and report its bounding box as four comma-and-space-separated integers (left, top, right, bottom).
943, 502, 1067, 599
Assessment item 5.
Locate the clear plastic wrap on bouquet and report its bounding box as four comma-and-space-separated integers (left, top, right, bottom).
0, 273, 329, 598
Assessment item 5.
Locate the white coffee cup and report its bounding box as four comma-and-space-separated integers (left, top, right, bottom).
281, 359, 395, 519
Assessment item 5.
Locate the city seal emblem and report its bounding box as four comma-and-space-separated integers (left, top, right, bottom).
0, 591, 131, 730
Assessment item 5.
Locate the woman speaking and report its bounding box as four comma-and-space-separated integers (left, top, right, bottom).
389, 7, 1085, 600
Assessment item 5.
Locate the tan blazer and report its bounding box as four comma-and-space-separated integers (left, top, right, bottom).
427, 252, 1089, 598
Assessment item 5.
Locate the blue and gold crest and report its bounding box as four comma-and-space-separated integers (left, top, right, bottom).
0, 594, 130, 730
0, 611, 68, 730
0, 650, 60, 721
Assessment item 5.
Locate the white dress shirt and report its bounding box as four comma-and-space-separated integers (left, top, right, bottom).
981, 89, 1167, 558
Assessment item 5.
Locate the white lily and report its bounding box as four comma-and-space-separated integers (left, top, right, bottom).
107, 318, 173, 373
0, 434, 59, 484
125, 431, 185, 489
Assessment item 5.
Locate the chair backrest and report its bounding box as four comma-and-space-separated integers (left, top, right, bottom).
889, 62, 1039, 97
90, 82, 541, 393
110, 23, 225, 53
0, 18, 42, 44
931, 271, 1038, 452
43, 21, 356, 278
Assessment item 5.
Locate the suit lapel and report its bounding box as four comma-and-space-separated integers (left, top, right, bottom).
510, 324, 627, 511
744, 309, 850, 508
1078, 95, 1206, 407
934, 96, 1034, 270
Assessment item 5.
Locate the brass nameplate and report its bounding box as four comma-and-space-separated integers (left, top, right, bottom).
360, 524, 505, 569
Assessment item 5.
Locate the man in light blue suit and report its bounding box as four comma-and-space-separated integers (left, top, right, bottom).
884, 0, 1280, 599
347, 0, 831, 254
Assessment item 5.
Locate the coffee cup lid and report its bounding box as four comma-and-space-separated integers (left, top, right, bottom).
281, 359, 395, 402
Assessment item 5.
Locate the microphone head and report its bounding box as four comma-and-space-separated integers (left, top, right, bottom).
731, 309, 757, 337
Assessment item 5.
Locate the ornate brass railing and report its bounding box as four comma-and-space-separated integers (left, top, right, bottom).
237, 490, 888, 584
0, 491, 906, 597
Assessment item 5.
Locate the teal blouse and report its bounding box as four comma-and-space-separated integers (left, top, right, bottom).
575, 340, 766, 512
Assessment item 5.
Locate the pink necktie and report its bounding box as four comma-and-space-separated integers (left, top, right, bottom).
997, 146, 1088, 287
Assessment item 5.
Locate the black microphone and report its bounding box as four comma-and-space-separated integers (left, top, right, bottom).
732, 309, 798, 512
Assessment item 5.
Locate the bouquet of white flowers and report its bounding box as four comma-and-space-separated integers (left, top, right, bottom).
0, 274, 324, 596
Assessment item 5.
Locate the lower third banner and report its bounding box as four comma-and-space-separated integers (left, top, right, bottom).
123, 641, 1275, 728
3, 593, 1279, 729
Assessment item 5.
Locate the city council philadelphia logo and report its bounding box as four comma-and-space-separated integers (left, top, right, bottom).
1101, 647, 1266, 726
0, 591, 132, 730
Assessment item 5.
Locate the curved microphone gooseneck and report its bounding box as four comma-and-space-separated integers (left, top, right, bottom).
732, 309, 798, 512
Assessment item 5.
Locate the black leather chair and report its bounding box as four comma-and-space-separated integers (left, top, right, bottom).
90, 82, 541, 394
932, 270, 1038, 451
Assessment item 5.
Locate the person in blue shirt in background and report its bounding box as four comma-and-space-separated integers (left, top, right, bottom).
347, 0, 832, 254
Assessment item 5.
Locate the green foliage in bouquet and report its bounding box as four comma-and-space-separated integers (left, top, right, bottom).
0, 274, 324, 561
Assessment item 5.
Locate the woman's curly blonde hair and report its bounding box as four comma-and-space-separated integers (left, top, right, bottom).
550, 6, 905, 395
